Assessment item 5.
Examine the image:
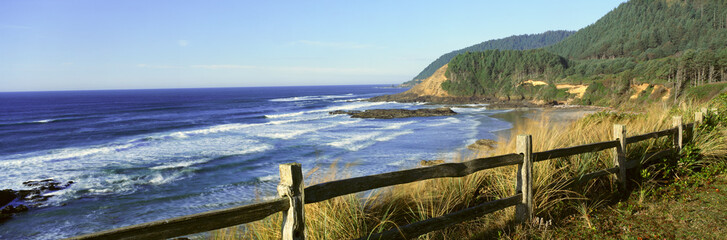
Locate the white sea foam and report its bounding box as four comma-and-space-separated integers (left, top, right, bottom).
255, 129, 316, 140
450, 107, 489, 113
386, 160, 406, 166
149, 158, 212, 170
374, 130, 414, 142
0, 133, 274, 200
173, 123, 256, 136
333, 98, 367, 103
264, 111, 305, 119
316, 101, 390, 113
33, 119, 56, 123
257, 175, 277, 182
339, 119, 363, 125
0, 143, 136, 167
327, 132, 382, 151
380, 121, 415, 130
269, 94, 354, 102
427, 117, 462, 127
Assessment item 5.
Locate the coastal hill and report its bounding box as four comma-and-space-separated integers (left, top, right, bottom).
547, 0, 727, 60
390, 0, 727, 106
407, 64, 450, 97
401, 31, 575, 87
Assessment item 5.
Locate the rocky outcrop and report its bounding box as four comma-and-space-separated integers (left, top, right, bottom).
1, 205, 28, 221
419, 160, 445, 166
467, 139, 498, 151
1, 179, 74, 222
0, 190, 16, 207
329, 107, 457, 119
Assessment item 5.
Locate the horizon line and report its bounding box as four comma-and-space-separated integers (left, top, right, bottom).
0, 83, 405, 94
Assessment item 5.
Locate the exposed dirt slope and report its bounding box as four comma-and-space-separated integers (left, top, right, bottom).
630, 83, 650, 99
404, 64, 451, 97
556, 84, 588, 98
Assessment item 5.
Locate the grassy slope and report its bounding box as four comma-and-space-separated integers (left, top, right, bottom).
508, 174, 727, 239
206, 94, 727, 239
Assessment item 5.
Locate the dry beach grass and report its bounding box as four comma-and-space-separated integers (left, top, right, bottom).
208, 98, 727, 239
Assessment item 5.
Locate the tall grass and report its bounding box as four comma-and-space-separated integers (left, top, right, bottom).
212, 102, 720, 239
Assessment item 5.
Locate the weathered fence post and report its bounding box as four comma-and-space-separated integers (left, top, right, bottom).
695, 111, 704, 126
278, 163, 305, 240
711, 108, 718, 115
673, 116, 683, 151
613, 124, 627, 190
515, 135, 533, 224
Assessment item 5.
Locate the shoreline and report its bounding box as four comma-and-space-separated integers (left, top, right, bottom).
367, 93, 610, 111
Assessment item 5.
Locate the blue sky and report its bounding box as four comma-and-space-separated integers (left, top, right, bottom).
1, 0, 626, 91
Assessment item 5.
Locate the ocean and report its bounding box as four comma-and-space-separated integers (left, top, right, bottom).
0, 85, 515, 239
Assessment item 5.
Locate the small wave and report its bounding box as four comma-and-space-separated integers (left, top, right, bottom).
257, 175, 277, 182
149, 158, 212, 170
256, 129, 314, 140
317, 101, 389, 113
339, 119, 363, 125
33, 119, 57, 123
333, 98, 367, 103
381, 121, 415, 130
0, 143, 136, 166
386, 160, 406, 166
327, 132, 382, 151
269, 94, 354, 102
427, 117, 462, 127
163, 123, 262, 138
450, 107, 489, 113
427, 122, 449, 127
375, 130, 414, 142
148, 171, 185, 185
264, 111, 305, 119
0, 118, 67, 126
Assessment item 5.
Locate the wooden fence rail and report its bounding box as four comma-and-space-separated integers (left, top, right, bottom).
67, 113, 707, 240
304, 153, 523, 204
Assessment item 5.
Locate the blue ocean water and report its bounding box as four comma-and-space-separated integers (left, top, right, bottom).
0, 85, 514, 239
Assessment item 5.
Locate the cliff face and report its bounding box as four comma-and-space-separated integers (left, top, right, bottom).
370, 64, 497, 104
405, 64, 450, 97
369, 64, 461, 103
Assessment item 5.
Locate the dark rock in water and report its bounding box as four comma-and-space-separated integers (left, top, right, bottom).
329, 107, 457, 119
0, 189, 16, 207
15, 179, 73, 203
1, 204, 28, 222
329, 110, 360, 115
420, 160, 445, 166
23, 179, 72, 191
15, 179, 74, 201
1, 205, 28, 214
1, 179, 73, 222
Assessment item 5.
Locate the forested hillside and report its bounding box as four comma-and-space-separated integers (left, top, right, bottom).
437, 0, 727, 104
402, 31, 574, 87
548, 0, 727, 60
442, 49, 568, 99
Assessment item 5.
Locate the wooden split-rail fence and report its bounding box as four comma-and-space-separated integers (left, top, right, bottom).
67, 109, 718, 240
